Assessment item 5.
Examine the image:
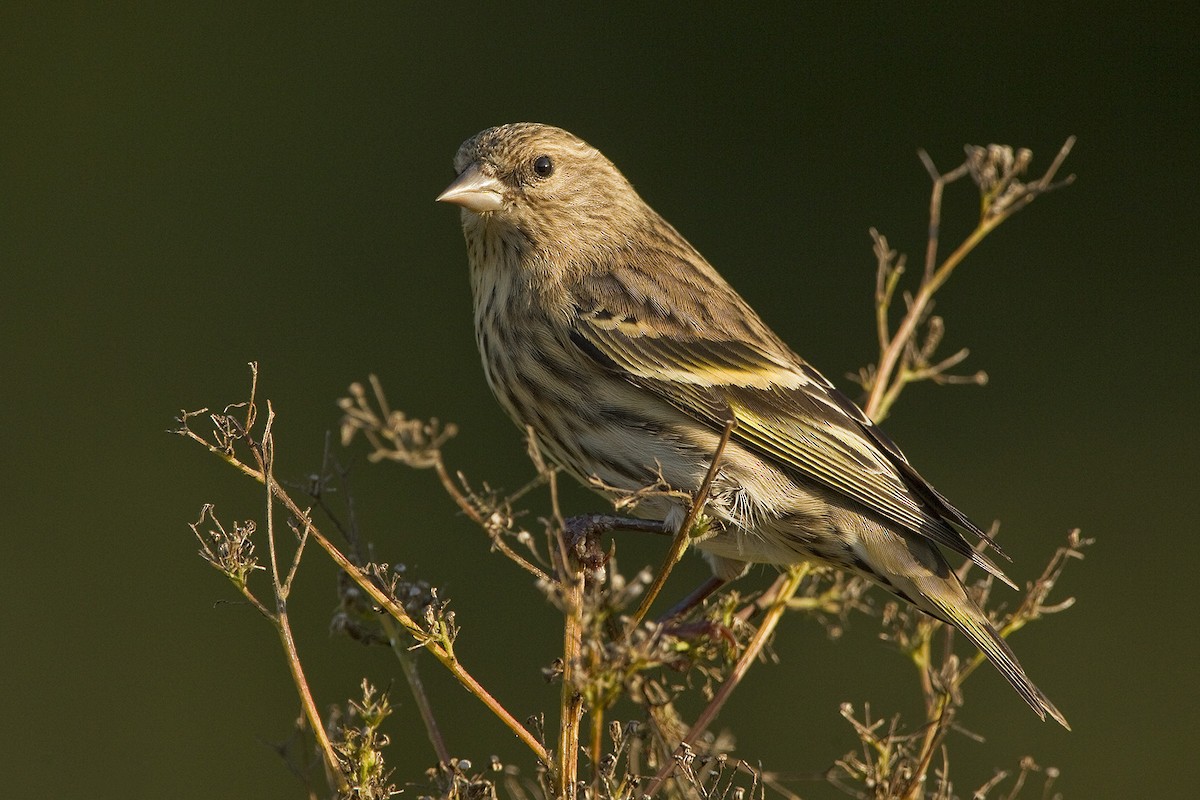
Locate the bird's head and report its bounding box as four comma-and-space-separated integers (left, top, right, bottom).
437, 123, 646, 257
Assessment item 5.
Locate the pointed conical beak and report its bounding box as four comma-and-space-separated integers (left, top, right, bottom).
436, 163, 505, 212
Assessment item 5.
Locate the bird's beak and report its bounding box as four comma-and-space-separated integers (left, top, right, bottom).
436, 163, 505, 212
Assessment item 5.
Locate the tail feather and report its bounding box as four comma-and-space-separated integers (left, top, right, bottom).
922, 587, 1070, 729
854, 522, 1068, 728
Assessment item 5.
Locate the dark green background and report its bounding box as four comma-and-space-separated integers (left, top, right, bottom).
4, 4, 1196, 798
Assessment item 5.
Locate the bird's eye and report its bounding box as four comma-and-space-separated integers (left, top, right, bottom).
532, 155, 554, 178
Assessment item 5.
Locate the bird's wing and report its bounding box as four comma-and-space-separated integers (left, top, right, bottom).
571, 307, 1012, 585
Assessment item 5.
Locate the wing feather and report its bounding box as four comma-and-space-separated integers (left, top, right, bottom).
573, 308, 1013, 585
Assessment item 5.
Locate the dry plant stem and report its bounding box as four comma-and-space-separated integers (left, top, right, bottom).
259, 407, 347, 793
274, 571, 344, 792
387, 620, 452, 766
902, 535, 1085, 791
629, 417, 737, 629
866, 137, 1075, 420
867, 189, 964, 417
433, 451, 551, 584
900, 697, 951, 800
897, 534, 1085, 796
544, 464, 586, 799
919, 157, 968, 284
311, 441, 453, 768
644, 564, 811, 798
265, 473, 551, 766
901, 619, 958, 800
588, 704, 604, 796
558, 566, 586, 800
362, 373, 551, 584
181, 413, 552, 767
873, 236, 905, 355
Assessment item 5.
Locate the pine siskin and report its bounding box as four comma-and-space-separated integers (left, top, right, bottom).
437, 123, 1067, 728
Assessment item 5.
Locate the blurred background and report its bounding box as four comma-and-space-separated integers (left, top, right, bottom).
3, 4, 1196, 797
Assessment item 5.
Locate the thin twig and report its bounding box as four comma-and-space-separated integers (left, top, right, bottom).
282, 515, 310, 593
899, 694, 952, 800
259, 405, 347, 792
309, 442, 453, 767
431, 453, 553, 584
629, 418, 736, 629
389, 627, 452, 766
872, 231, 906, 355
644, 564, 810, 797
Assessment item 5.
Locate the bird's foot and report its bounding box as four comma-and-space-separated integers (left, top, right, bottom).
561, 514, 671, 583
562, 514, 615, 573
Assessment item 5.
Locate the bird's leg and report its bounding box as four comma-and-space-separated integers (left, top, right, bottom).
658, 575, 728, 621
562, 513, 671, 571
652, 576, 739, 649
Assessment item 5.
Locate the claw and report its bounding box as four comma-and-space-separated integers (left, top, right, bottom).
561, 513, 671, 584
563, 515, 612, 581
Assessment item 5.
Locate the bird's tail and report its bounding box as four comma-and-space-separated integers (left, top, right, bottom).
916, 572, 1070, 729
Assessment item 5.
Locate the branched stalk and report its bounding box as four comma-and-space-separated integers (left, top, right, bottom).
959, 529, 1088, 684
260, 405, 347, 793
866, 137, 1075, 421
645, 564, 810, 797
179, 393, 552, 768
386, 618, 452, 766
271, 478, 552, 766
310, 437, 455, 770
351, 374, 554, 585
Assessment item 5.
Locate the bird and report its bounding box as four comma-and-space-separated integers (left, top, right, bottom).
436, 122, 1067, 728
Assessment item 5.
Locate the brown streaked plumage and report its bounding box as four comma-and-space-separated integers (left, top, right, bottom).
437, 122, 1067, 727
